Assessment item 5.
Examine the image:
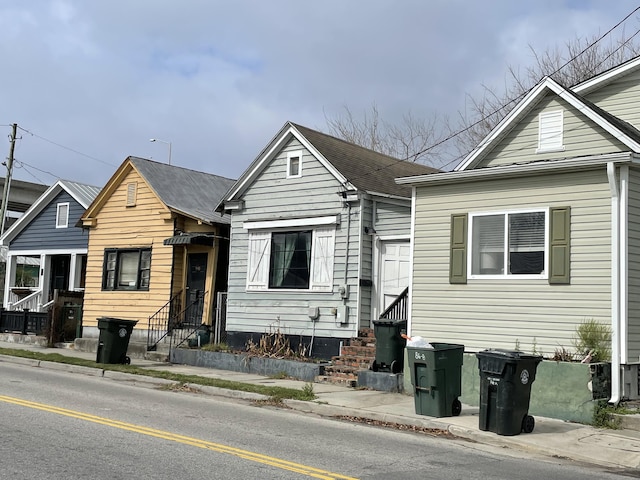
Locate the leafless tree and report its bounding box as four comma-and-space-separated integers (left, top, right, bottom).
450, 32, 640, 159
326, 31, 640, 170
324, 104, 448, 167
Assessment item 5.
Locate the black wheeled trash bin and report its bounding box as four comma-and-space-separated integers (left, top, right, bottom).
96, 317, 138, 364
371, 319, 407, 374
476, 349, 543, 436
407, 343, 464, 417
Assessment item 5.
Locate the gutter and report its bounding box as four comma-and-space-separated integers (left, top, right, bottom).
396, 152, 636, 187
607, 162, 623, 406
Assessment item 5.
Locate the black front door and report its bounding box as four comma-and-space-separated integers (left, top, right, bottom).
186, 253, 207, 326
49, 255, 71, 301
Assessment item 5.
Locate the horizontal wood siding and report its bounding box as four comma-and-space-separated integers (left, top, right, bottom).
82, 170, 174, 331
481, 94, 627, 168
374, 201, 411, 237
226, 138, 361, 339
585, 70, 640, 130
11, 191, 89, 250
359, 200, 372, 328
411, 168, 612, 355
628, 167, 640, 361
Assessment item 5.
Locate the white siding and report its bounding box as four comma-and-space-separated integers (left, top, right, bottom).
411, 168, 612, 355
586, 69, 640, 131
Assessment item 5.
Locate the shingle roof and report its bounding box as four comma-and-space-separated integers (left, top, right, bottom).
290, 123, 439, 198
128, 157, 236, 224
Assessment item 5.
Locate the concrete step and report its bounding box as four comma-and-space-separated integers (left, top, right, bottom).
74, 338, 170, 362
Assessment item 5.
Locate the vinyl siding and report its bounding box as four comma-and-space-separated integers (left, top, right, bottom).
480, 94, 627, 168
411, 168, 612, 355
375, 201, 411, 237
584, 69, 640, 130
82, 170, 175, 331
628, 167, 640, 361
226, 138, 362, 339
10, 191, 89, 250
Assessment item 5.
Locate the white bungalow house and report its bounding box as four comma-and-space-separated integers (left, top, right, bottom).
217, 122, 438, 359
397, 55, 640, 403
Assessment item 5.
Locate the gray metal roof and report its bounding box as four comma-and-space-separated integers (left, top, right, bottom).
290, 123, 439, 198
58, 179, 102, 208
128, 157, 236, 224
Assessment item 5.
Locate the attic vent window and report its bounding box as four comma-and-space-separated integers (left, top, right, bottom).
126, 182, 137, 207
56, 202, 69, 228
537, 110, 565, 153
287, 151, 303, 178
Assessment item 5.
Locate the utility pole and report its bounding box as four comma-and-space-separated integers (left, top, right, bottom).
0, 123, 17, 235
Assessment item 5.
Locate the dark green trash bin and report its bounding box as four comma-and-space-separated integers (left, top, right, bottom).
96, 317, 138, 364
188, 324, 211, 347
371, 319, 407, 374
476, 349, 543, 436
407, 343, 464, 417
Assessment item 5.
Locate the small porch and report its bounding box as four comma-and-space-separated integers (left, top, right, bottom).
4, 252, 87, 312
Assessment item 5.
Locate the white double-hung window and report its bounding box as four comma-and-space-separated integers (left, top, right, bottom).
244, 216, 337, 291
469, 209, 547, 278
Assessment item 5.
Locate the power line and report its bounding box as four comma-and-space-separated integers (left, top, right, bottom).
16, 125, 117, 167
342, 6, 640, 183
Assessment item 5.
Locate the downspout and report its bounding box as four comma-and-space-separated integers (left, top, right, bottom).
607, 162, 622, 405
620, 165, 629, 366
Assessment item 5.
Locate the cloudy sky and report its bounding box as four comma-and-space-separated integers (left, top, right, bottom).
1, 1, 639, 188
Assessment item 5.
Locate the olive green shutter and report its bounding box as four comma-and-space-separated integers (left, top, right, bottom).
450, 213, 468, 284
549, 207, 570, 284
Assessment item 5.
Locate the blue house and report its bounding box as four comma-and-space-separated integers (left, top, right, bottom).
0, 180, 101, 312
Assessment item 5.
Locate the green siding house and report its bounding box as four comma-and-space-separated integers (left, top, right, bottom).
398, 56, 640, 404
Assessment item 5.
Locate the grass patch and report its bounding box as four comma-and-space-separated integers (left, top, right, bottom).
0, 347, 316, 401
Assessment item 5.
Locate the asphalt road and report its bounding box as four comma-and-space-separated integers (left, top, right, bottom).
0, 362, 633, 479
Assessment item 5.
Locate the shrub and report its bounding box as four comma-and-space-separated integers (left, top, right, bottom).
573, 319, 612, 363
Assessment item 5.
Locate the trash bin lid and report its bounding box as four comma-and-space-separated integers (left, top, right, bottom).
372, 319, 407, 326
477, 349, 542, 361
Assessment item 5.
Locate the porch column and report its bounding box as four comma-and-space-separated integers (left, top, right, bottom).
3, 254, 16, 308
69, 253, 78, 290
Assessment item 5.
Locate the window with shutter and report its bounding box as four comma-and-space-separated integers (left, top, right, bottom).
246, 226, 336, 292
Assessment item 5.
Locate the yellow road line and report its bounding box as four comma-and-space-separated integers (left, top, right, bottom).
0, 395, 358, 480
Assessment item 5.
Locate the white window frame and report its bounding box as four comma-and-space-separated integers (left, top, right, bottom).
244, 217, 337, 292
537, 110, 565, 153
467, 208, 549, 280
287, 150, 303, 178
56, 202, 69, 228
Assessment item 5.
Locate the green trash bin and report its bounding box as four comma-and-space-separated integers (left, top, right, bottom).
96, 317, 138, 364
371, 319, 407, 374
476, 349, 543, 436
407, 343, 464, 417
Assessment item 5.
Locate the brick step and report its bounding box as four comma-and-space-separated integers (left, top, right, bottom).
324, 364, 363, 375
340, 345, 376, 357
331, 357, 373, 369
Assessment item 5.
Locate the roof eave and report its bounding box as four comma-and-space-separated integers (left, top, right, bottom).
397, 152, 636, 187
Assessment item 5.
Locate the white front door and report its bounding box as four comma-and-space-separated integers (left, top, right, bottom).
379, 241, 410, 315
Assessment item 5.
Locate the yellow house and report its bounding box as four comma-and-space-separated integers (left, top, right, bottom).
80, 156, 236, 349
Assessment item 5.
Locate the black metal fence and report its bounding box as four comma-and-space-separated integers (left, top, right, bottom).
0, 308, 49, 335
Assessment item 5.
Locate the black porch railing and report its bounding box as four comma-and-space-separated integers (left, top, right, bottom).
379, 287, 409, 321
0, 308, 49, 335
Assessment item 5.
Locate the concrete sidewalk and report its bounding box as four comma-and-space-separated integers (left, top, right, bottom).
2, 340, 640, 471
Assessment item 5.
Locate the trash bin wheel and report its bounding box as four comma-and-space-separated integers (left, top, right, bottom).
452, 398, 462, 416
371, 360, 379, 372
124, 356, 131, 365
522, 415, 535, 433
390, 360, 401, 374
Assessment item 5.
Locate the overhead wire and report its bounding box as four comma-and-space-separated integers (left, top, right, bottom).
340, 5, 640, 181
